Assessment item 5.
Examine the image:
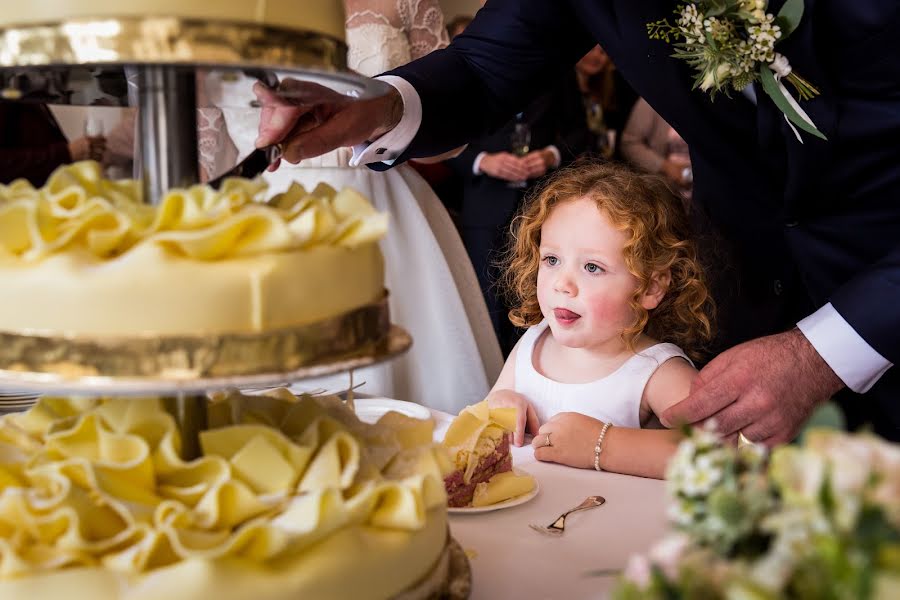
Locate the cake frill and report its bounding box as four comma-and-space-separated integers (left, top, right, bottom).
0, 390, 451, 599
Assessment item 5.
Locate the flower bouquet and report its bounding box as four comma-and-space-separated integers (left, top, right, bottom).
612, 426, 900, 599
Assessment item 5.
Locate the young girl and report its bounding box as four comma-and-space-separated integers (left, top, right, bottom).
487, 161, 714, 479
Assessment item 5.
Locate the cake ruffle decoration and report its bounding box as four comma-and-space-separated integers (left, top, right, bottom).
0, 390, 448, 579
0, 161, 388, 262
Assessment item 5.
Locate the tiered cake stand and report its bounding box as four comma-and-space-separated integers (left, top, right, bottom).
0, 8, 468, 598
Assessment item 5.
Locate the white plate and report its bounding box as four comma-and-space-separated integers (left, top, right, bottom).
353, 398, 432, 424
448, 467, 539, 514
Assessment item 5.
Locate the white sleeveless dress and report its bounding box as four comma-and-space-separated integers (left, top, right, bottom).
214, 2, 503, 413
514, 321, 691, 428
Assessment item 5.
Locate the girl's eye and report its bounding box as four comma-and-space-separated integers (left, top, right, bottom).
542, 255, 559, 266
585, 262, 604, 274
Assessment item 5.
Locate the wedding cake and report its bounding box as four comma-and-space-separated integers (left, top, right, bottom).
0, 0, 344, 41
0, 390, 451, 599
0, 161, 386, 341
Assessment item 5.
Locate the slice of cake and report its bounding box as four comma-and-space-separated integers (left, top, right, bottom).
441, 400, 534, 508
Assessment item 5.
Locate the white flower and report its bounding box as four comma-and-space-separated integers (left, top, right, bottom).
769, 446, 826, 507
667, 498, 698, 526
648, 533, 692, 580
623, 553, 652, 587
700, 63, 732, 92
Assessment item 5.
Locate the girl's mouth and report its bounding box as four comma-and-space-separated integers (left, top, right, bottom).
553, 308, 581, 325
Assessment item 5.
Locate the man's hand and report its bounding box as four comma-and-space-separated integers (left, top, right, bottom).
486, 389, 540, 446
478, 152, 529, 182
68, 135, 106, 162
660, 155, 690, 187
521, 148, 556, 179
254, 80, 403, 167
661, 329, 845, 446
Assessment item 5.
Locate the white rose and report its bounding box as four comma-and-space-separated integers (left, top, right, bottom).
648, 533, 692, 580
700, 63, 731, 91
769, 446, 825, 506
623, 553, 652, 587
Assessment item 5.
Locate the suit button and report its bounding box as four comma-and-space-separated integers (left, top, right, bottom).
773, 279, 784, 296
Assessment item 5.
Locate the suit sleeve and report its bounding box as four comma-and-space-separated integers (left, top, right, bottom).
386, 0, 595, 161
829, 245, 900, 364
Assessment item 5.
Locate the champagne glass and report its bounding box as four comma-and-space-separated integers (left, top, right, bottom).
82, 113, 107, 165
508, 116, 531, 188
83, 114, 105, 138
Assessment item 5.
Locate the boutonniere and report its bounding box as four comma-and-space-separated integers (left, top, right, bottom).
647, 0, 826, 142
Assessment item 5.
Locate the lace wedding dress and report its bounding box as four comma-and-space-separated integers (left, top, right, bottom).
213, 0, 503, 413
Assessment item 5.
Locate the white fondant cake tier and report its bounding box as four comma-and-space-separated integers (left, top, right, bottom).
0, 242, 384, 336
0, 162, 387, 337
0, 391, 451, 599
0, 0, 345, 41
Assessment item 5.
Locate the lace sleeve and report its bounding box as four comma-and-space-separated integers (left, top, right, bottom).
400, 0, 449, 60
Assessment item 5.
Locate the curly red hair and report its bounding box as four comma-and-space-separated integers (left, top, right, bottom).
501, 161, 715, 361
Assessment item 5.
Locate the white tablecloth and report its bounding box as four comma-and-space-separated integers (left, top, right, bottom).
431, 410, 668, 600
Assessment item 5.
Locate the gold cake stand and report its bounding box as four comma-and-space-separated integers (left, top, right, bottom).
0, 14, 399, 454
0, 10, 471, 598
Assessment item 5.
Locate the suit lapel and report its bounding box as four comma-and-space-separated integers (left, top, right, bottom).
757, 0, 836, 215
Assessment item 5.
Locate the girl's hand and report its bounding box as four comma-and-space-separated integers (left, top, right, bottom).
486, 389, 540, 446
532, 412, 605, 469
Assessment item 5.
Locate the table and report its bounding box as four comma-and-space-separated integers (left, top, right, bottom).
431, 410, 669, 600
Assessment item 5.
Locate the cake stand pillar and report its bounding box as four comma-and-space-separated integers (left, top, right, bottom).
163, 393, 208, 460
137, 66, 199, 205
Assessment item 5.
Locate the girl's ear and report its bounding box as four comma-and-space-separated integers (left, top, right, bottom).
640, 270, 671, 310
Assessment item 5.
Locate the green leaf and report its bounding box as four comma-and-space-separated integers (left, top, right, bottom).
759, 65, 827, 140
706, 0, 729, 18
777, 0, 805, 40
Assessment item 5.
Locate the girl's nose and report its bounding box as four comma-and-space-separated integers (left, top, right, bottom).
554, 270, 577, 296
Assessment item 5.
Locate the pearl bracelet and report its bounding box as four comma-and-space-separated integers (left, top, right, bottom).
593, 422, 612, 471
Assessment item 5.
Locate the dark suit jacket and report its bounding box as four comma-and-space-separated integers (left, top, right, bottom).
0, 102, 71, 186
386, 0, 900, 437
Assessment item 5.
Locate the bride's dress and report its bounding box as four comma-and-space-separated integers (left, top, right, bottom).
219, 1, 503, 413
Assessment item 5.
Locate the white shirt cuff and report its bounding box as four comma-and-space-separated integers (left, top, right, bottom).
797, 302, 893, 393
472, 151, 488, 175
545, 145, 561, 168
350, 75, 422, 167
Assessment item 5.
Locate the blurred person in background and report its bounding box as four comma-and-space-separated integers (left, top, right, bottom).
621, 97, 693, 208
446, 16, 591, 355
0, 103, 105, 186
575, 44, 637, 159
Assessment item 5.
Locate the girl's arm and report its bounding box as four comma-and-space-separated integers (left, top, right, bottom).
533, 358, 696, 479
484, 340, 541, 446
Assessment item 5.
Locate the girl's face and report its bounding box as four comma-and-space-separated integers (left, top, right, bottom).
536, 197, 658, 352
